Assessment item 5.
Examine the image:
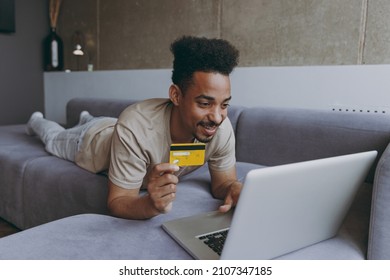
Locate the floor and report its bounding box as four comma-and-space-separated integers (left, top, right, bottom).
0, 217, 20, 238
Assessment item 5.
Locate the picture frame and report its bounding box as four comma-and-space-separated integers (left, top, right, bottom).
0, 0, 15, 33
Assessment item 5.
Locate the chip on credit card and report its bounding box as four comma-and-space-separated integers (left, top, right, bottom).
169, 143, 206, 166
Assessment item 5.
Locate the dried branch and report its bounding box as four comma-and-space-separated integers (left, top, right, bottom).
49, 0, 63, 28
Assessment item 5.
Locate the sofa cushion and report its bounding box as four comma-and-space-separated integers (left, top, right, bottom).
0, 125, 50, 229
235, 107, 390, 183
227, 105, 245, 133
368, 142, 390, 259
0, 162, 264, 259
66, 98, 138, 127
0, 160, 369, 260
22, 157, 110, 229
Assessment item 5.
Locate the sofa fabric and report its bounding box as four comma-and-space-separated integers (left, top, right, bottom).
235, 107, 390, 183
0, 125, 51, 228
0, 162, 260, 260
66, 98, 137, 128
0, 162, 367, 260
368, 142, 390, 259
1, 97, 390, 259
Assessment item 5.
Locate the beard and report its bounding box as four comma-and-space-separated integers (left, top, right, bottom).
194, 120, 222, 143
194, 134, 213, 143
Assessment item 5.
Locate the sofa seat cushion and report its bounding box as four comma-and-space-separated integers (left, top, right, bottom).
0, 162, 263, 259
0, 125, 51, 229
22, 157, 110, 229
0, 161, 370, 260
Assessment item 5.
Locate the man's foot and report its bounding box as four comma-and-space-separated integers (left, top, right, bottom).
78, 111, 93, 126
25, 112, 43, 136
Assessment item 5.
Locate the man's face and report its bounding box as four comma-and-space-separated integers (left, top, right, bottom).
172, 71, 231, 143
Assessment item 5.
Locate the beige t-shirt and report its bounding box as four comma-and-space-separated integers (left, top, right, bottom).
75, 117, 117, 173
108, 98, 236, 190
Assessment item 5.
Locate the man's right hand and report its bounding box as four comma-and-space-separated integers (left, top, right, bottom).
145, 163, 180, 213
107, 163, 179, 220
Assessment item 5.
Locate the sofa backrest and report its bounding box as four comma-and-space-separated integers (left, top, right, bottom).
235, 107, 390, 183
66, 98, 138, 127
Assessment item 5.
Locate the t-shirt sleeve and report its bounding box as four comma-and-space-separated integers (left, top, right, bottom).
108, 123, 147, 189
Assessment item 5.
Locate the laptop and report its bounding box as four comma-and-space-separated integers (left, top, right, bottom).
162, 150, 377, 260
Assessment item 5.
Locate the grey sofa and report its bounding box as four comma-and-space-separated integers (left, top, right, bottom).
0, 97, 390, 259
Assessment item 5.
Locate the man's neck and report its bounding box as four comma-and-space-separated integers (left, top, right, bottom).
169, 107, 193, 144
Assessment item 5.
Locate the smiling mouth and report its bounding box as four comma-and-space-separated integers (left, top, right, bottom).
199, 122, 220, 136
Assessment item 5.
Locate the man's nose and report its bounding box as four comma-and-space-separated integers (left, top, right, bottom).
208, 107, 224, 124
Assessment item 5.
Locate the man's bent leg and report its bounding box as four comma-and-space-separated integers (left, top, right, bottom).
45, 117, 101, 162
27, 111, 102, 162
26, 112, 65, 144
45, 128, 81, 161
77, 111, 94, 126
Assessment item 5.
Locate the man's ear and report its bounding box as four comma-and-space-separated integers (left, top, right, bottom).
169, 84, 182, 106
169, 84, 181, 106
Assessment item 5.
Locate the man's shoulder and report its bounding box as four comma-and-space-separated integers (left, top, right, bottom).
116, 98, 172, 135
218, 117, 233, 135
132, 98, 171, 109
120, 98, 171, 118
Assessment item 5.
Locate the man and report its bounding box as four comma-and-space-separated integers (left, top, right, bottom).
26, 36, 241, 220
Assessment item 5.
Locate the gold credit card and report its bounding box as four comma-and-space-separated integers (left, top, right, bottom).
169, 143, 206, 166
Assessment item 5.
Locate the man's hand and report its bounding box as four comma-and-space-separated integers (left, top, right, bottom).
218, 181, 242, 213
209, 166, 243, 213
146, 163, 180, 213
107, 163, 179, 220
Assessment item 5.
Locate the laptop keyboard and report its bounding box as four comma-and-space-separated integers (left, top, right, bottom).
197, 229, 229, 256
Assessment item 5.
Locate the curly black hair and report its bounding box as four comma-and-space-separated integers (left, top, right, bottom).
170, 36, 239, 92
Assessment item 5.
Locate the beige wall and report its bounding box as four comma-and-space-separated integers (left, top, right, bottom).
57, 0, 390, 71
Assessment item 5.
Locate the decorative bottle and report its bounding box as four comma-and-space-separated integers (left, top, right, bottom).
44, 28, 64, 71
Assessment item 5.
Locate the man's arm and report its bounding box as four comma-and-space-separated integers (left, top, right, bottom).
107, 163, 179, 220
209, 165, 243, 212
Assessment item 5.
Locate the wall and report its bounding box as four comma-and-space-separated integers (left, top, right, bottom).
0, 0, 48, 125
44, 0, 390, 123
45, 65, 390, 124
2, 1, 389, 124
56, 0, 390, 71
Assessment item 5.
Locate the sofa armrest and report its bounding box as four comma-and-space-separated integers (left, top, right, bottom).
368, 142, 390, 259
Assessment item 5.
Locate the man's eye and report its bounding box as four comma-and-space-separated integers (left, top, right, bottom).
222, 103, 230, 109
198, 102, 210, 107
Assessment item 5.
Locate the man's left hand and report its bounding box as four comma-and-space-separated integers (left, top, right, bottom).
218, 181, 242, 213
